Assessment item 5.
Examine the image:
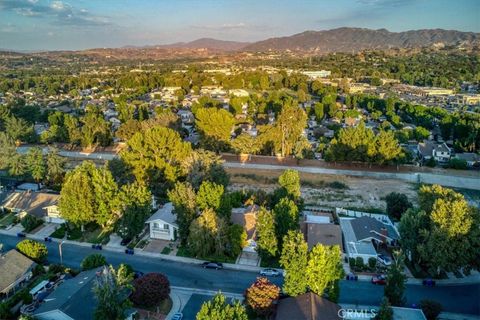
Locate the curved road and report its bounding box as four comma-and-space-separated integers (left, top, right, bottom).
1, 235, 478, 315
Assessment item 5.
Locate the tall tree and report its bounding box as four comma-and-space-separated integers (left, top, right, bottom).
188, 209, 228, 258
196, 293, 247, 320
256, 207, 278, 258
45, 148, 66, 186
92, 166, 120, 229
26, 147, 45, 183
92, 266, 133, 320
121, 126, 192, 188
306, 244, 344, 296
59, 162, 97, 230
276, 100, 308, 157
385, 192, 412, 221
274, 198, 299, 249
168, 182, 197, 244
184, 150, 229, 190
280, 230, 308, 296
195, 107, 235, 152
278, 169, 301, 200
116, 182, 152, 240
196, 181, 224, 211
384, 252, 407, 306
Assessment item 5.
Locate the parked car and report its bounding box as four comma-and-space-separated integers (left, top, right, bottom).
120, 238, 132, 246
202, 262, 223, 270
371, 274, 387, 285
377, 254, 392, 266
259, 268, 280, 277
171, 313, 183, 320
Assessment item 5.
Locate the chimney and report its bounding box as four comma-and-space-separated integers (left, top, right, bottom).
380, 227, 388, 244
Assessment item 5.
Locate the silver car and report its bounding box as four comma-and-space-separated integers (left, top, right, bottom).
259, 268, 280, 277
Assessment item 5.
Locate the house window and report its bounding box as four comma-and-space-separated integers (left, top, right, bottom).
153, 222, 160, 230
163, 224, 170, 230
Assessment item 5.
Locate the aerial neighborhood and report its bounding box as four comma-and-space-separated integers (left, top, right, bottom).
0, 1, 480, 319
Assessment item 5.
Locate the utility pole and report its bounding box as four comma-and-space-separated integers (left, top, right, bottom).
59, 241, 64, 265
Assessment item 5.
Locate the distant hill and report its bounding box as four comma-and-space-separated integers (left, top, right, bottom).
126, 38, 250, 51
243, 27, 480, 53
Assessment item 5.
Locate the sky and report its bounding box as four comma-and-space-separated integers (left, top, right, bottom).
0, 0, 479, 51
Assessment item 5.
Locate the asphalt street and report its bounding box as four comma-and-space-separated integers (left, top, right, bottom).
1, 235, 479, 315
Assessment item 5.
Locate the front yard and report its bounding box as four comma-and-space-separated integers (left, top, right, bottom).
0, 212, 17, 229
50, 223, 110, 244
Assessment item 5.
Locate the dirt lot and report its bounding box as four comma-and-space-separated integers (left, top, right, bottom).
226, 167, 418, 212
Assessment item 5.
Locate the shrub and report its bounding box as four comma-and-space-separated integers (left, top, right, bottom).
385, 192, 412, 221
327, 181, 348, 190
355, 257, 365, 270
368, 257, 377, 270
349, 258, 356, 269
49, 264, 66, 274
447, 158, 467, 170
420, 300, 442, 320
81, 254, 107, 270
33, 264, 45, 276
21, 214, 43, 232
16, 239, 48, 262
130, 273, 170, 307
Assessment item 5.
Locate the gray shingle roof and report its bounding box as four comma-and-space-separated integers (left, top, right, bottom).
146, 202, 177, 225
0, 250, 36, 293
2, 191, 59, 218
350, 216, 398, 242
34, 269, 98, 320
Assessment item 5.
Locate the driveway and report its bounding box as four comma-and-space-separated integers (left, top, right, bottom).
34, 223, 59, 238
106, 234, 124, 248
236, 250, 260, 266
143, 239, 170, 253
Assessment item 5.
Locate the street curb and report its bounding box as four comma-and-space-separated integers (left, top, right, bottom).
0, 229, 265, 273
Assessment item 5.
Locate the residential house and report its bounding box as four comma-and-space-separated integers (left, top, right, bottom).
0, 250, 36, 297
146, 202, 178, 241
302, 213, 343, 250
33, 268, 136, 320
1, 191, 62, 223
418, 141, 452, 163
177, 109, 195, 125
455, 153, 480, 167
275, 292, 341, 320
339, 215, 399, 263
231, 205, 259, 242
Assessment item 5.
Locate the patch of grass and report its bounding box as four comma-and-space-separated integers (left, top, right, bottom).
84, 228, 110, 244
50, 223, 109, 244
232, 173, 277, 185
176, 246, 236, 263
0, 212, 17, 228
344, 206, 385, 214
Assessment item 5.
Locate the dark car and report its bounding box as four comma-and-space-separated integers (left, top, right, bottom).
202, 262, 223, 270
120, 238, 132, 246
133, 271, 144, 279
371, 274, 386, 285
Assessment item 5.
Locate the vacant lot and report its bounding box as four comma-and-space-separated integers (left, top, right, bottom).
227, 167, 418, 212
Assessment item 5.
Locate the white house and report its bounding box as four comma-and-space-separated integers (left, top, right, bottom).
1, 191, 63, 224
146, 203, 178, 241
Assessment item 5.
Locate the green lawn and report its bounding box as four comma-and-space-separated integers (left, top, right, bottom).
50, 223, 110, 244
176, 246, 236, 263
0, 212, 17, 229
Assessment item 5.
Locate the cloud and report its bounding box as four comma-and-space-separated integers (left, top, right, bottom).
0, 0, 111, 26
356, 0, 416, 7
191, 22, 249, 30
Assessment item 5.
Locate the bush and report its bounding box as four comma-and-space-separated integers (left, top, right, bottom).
355, 257, 365, 270
130, 273, 170, 307
420, 300, 442, 320
368, 257, 377, 270
81, 254, 107, 270
21, 214, 43, 232
33, 264, 45, 276
447, 158, 467, 170
16, 239, 48, 262
49, 264, 66, 274
349, 258, 356, 269
245, 277, 280, 316
425, 157, 436, 167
